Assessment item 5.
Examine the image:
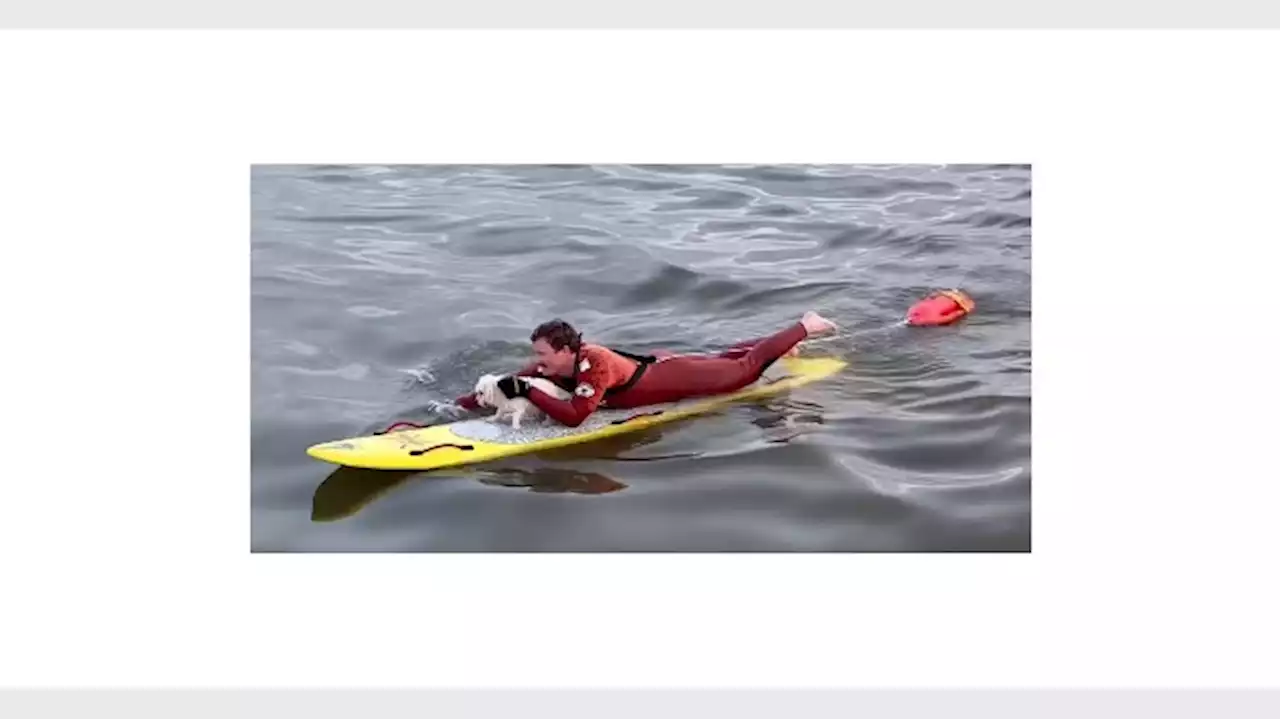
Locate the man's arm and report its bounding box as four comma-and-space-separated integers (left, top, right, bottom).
525, 382, 605, 428
456, 393, 483, 410
520, 362, 610, 428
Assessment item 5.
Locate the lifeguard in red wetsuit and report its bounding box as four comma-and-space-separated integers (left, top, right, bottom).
456, 311, 838, 427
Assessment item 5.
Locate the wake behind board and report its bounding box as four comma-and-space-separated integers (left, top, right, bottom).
305, 356, 847, 471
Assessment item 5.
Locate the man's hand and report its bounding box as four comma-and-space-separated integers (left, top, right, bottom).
496, 375, 529, 399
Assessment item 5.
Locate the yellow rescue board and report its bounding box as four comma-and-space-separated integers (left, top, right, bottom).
305, 356, 847, 471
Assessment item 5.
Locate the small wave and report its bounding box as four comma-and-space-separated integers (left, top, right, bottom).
269, 265, 346, 287
689, 278, 754, 306
903, 391, 1029, 417
617, 262, 702, 307
824, 224, 901, 251
277, 363, 371, 382
594, 177, 690, 193
734, 280, 853, 308
306, 171, 361, 185
347, 305, 400, 319
970, 347, 1031, 362
963, 210, 1031, 230
902, 232, 961, 258
294, 213, 424, 225
653, 188, 755, 212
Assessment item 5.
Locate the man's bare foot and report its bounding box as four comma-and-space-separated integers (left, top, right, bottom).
801, 310, 837, 336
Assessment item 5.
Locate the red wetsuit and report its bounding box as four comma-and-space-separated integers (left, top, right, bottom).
456, 321, 809, 427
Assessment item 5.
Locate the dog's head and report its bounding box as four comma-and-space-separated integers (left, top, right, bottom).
474, 373, 504, 408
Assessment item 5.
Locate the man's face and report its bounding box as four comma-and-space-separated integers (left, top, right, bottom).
532, 338, 575, 376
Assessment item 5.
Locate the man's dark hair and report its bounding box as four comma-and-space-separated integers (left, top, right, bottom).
530, 319, 582, 352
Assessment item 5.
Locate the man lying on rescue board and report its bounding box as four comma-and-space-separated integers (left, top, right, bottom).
455, 311, 838, 427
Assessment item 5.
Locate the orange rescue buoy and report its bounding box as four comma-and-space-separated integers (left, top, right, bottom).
906, 289, 975, 326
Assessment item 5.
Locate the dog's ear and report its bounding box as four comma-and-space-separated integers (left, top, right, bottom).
474, 375, 496, 407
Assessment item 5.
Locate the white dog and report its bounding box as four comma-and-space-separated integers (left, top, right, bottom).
473, 373, 573, 429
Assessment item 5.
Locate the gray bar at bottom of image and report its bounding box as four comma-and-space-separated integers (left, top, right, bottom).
4, 689, 1280, 719
1, 1, 1279, 30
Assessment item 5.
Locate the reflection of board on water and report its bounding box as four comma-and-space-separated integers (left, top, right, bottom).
474, 468, 628, 495
306, 356, 849, 472
312, 466, 418, 522
311, 465, 631, 522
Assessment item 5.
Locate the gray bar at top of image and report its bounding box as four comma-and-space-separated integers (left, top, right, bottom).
1, 0, 1279, 29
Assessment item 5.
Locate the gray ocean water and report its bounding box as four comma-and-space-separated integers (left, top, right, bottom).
250, 164, 1031, 552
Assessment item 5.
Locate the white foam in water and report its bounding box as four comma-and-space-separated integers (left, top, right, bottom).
400, 367, 436, 384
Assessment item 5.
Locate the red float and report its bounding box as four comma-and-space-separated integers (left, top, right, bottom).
906, 289, 975, 326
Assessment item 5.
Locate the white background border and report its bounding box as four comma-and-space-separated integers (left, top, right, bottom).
1, 28, 1278, 695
